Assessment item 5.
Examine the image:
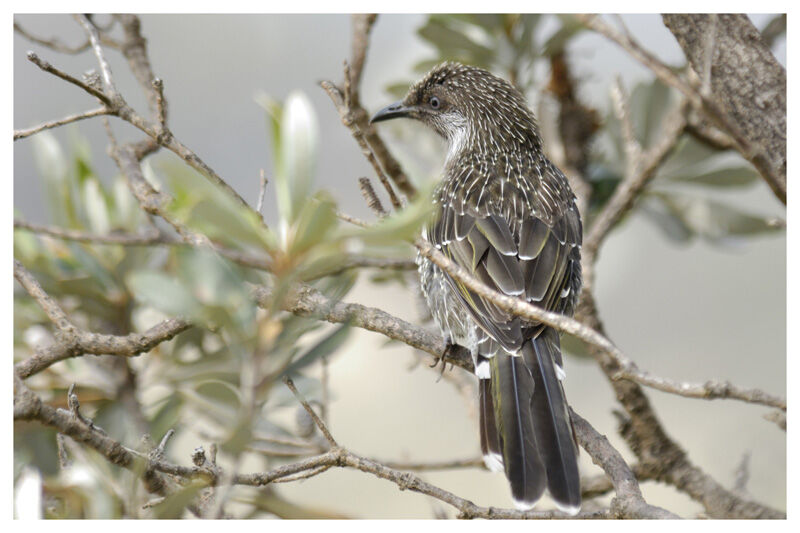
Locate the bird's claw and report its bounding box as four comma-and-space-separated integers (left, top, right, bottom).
432, 343, 457, 382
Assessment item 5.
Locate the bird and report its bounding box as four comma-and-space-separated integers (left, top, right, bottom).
371, 62, 583, 514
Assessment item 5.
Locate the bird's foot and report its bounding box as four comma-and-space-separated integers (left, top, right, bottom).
431, 342, 457, 381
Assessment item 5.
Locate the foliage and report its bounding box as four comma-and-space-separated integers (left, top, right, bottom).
14, 13, 785, 519
14, 87, 431, 517
389, 15, 782, 249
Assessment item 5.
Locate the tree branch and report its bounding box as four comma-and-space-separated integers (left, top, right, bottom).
571, 411, 677, 519
15, 372, 671, 518
582, 95, 687, 282
613, 365, 786, 411
661, 14, 786, 204
577, 14, 786, 204
14, 107, 113, 140
320, 14, 417, 200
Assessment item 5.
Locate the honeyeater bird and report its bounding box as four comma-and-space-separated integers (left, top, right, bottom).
371, 62, 582, 514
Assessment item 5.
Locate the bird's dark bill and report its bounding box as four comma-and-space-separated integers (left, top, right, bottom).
370, 102, 413, 123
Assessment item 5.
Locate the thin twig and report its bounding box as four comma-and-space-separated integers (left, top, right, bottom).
282, 376, 337, 448
15, 21, 95, 53
14, 259, 75, 332
14, 220, 169, 245
763, 411, 786, 431
269, 464, 333, 483
612, 365, 786, 410
378, 457, 485, 472
26, 51, 111, 105
74, 15, 118, 100
152, 78, 167, 128
582, 98, 688, 278
14, 107, 112, 140
335, 210, 370, 228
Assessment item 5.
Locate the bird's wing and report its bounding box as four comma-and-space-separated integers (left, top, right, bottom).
431, 153, 582, 353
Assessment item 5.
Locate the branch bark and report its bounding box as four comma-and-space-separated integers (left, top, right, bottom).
662, 14, 786, 203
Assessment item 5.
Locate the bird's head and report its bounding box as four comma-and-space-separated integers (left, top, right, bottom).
370, 62, 541, 156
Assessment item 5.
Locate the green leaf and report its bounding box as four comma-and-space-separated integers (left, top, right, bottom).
127, 270, 199, 318
281, 323, 351, 377
561, 332, 591, 359
350, 181, 436, 247
257, 91, 319, 232
70, 134, 96, 186
418, 18, 495, 66
82, 179, 111, 235
668, 165, 759, 187
542, 15, 585, 56
148, 395, 184, 442
160, 160, 276, 251
515, 14, 542, 55
650, 191, 784, 243
111, 176, 142, 230
152, 483, 205, 519
288, 192, 339, 256
658, 135, 719, 171
384, 81, 411, 100
31, 132, 74, 226
629, 79, 675, 148
639, 199, 693, 243
656, 137, 759, 187
176, 247, 256, 333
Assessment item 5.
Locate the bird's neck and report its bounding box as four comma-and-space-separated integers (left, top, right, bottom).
444, 122, 542, 167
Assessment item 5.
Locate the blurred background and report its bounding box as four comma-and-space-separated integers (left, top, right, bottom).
14, 14, 785, 518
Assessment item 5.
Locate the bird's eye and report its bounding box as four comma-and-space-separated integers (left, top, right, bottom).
429, 96, 440, 109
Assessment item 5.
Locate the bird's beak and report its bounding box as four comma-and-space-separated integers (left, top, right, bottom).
370, 101, 413, 123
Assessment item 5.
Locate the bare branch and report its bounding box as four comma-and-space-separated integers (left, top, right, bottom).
14, 375, 174, 497
578, 14, 786, 204
14, 220, 170, 246
15, 315, 191, 379
322, 80, 403, 210
611, 77, 642, 164
613, 365, 786, 411
335, 210, 370, 228
115, 15, 162, 118
582, 98, 687, 278
14, 107, 112, 141
25, 17, 258, 218
764, 411, 786, 431
152, 77, 167, 128
347, 14, 377, 105
571, 411, 677, 519
378, 457, 485, 472
14, 259, 75, 332
251, 282, 462, 369
75, 15, 118, 100
282, 376, 337, 447
320, 15, 417, 200
26, 51, 112, 105
662, 14, 785, 204
15, 21, 96, 53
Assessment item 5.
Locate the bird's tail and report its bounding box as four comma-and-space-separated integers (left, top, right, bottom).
480, 328, 581, 513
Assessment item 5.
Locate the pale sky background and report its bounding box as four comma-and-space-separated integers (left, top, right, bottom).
13, 14, 786, 518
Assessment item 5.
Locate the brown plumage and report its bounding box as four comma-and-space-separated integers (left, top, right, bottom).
372, 62, 582, 513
